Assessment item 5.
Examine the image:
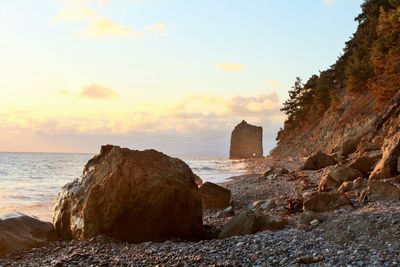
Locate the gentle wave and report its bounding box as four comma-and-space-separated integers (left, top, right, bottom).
0, 153, 247, 221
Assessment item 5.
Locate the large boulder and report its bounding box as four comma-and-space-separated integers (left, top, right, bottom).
369, 132, 400, 180
229, 120, 263, 159
367, 180, 400, 202
53, 145, 203, 243
199, 182, 231, 209
218, 210, 287, 239
0, 213, 57, 257
341, 137, 361, 158
303, 192, 352, 212
318, 166, 363, 191
347, 153, 381, 176
301, 151, 337, 170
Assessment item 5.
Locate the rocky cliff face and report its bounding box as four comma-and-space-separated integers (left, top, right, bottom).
230, 120, 263, 159
271, 1, 400, 166
271, 89, 399, 163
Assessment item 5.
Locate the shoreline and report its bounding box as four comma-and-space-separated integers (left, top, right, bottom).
2, 158, 400, 266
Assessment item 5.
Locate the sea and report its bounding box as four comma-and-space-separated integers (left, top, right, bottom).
0, 152, 248, 221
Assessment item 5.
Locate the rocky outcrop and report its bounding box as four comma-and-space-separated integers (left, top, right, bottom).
199, 182, 231, 209
301, 151, 337, 171
318, 166, 363, 191
337, 177, 367, 194
0, 213, 57, 256
303, 192, 352, 212
369, 132, 400, 180
229, 120, 263, 159
218, 210, 287, 239
53, 145, 203, 243
347, 153, 381, 176
367, 180, 400, 202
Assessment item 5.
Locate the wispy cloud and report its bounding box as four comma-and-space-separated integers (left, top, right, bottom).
55, 4, 161, 38
80, 17, 141, 37
217, 63, 245, 72
80, 84, 118, 99
146, 22, 167, 33
55, 6, 97, 22
322, 0, 337, 6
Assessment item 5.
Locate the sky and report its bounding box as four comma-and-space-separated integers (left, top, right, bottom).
0, 0, 363, 156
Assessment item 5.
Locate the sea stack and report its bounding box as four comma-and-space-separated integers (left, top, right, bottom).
230, 120, 263, 159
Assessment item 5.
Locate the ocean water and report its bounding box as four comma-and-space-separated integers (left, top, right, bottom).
0, 152, 247, 221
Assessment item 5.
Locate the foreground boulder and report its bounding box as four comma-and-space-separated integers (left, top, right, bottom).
367, 180, 400, 202
199, 182, 231, 209
53, 145, 203, 243
229, 120, 263, 159
218, 210, 287, 239
318, 165, 362, 191
301, 151, 337, 170
369, 132, 400, 180
303, 192, 352, 212
0, 213, 57, 256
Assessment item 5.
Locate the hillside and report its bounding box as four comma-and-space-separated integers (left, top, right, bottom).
271, 0, 400, 160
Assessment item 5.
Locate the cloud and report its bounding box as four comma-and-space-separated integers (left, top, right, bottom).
146, 22, 167, 33
80, 84, 118, 99
217, 63, 245, 72
55, 6, 97, 22
55, 5, 142, 38
80, 17, 141, 37
0, 92, 284, 155
59, 0, 110, 6
227, 93, 281, 116
323, 0, 337, 6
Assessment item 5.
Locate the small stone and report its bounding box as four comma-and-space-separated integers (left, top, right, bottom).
310, 219, 319, 227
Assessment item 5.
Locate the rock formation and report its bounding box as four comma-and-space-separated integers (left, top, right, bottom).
303, 192, 353, 213
199, 182, 231, 209
218, 210, 287, 239
369, 132, 400, 180
301, 151, 337, 170
318, 165, 362, 191
0, 213, 57, 256
229, 120, 263, 159
53, 145, 203, 243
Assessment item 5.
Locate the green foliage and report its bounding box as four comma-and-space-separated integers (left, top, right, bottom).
277, 0, 400, 142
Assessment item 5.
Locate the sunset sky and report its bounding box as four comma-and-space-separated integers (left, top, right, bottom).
0, 0, 362, 156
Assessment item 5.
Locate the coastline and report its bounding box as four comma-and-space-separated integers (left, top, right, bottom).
2, 158, 400, 266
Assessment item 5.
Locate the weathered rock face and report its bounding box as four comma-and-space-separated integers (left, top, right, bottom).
229, 120, 263, 159
199, 182, 231, 210
303, 192, 352, 212
218, 210, 287, 239
301, 151, 337, 171
53, 145, 203, 243
369, 132, 400, 180
337, 177, 367, 194
367, 180, 400, 202
347, 153, 381, 176
318, 166, 363, 191
0, 213, 57, 256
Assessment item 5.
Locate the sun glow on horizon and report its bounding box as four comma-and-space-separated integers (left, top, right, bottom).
0, 0, 362, 155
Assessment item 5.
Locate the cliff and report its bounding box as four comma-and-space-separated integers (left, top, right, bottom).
271, 0, 400, 162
